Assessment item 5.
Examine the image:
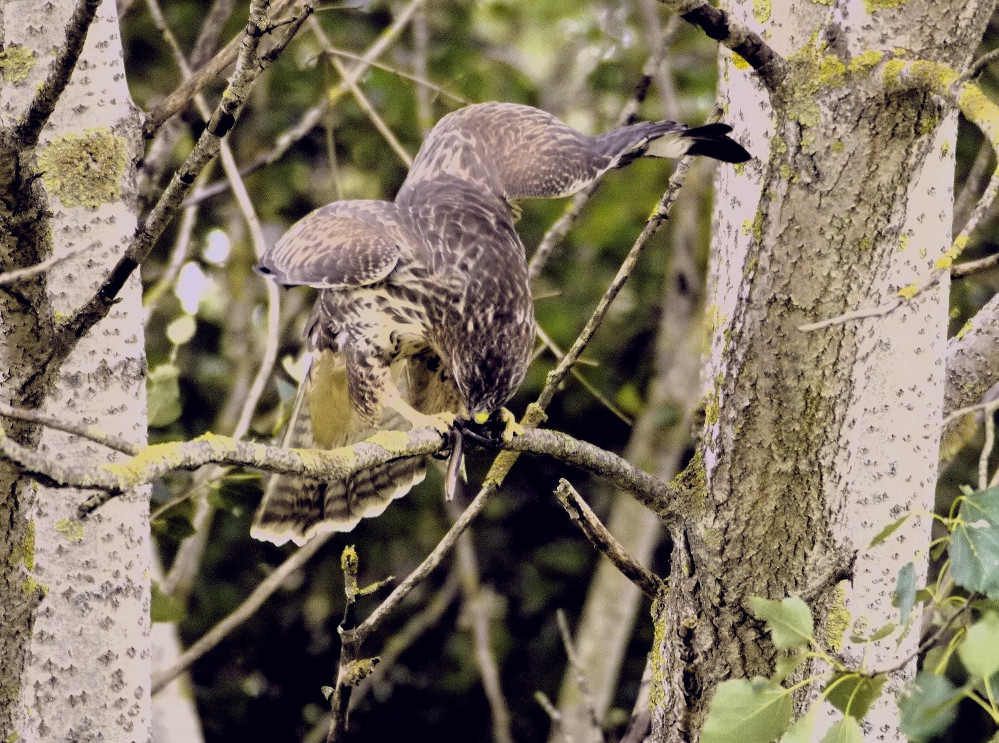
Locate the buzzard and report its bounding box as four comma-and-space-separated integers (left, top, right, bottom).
252, 102, 749, 545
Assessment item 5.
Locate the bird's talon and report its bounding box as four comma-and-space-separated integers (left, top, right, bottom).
496, 408, 522, 442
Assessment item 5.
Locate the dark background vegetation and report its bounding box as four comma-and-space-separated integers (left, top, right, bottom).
120, 1, 999, 741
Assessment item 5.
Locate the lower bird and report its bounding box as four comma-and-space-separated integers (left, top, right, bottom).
251, 102, 750, 545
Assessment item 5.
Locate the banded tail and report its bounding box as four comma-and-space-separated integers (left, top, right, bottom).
251, 351, 426, 545
591, 121, 752, 167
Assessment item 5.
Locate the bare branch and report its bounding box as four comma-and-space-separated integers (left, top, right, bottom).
151, 530, 334, 694
181, 0, 434, 208
0, 403, 138, 456
953, 139, 993, 232
529, 26, 678, 280
14, 0, 103, 147
0, 243, 95, 287
659, 0, 787, 88
454, 524, 513, 743
59, 0, 312, 359
308, 17, 413, 167
142, 0, 303, 136
554, 479, 664, 599
535, 156, 694, 412
962, 47, 999, 82
953, 250, 999, 278
556, 609, 607, 743
940, 292, 999, 467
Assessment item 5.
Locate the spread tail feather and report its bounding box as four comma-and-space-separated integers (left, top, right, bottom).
250, 350, 429, 546
251, 459, 426, 545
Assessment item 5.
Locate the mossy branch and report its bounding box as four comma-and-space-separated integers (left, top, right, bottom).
0, 420, 680, 524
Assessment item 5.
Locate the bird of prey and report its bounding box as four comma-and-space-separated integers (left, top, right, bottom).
252, 102, 750, 545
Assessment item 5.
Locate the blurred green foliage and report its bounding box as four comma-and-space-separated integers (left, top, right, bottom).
121, 0, 999, 741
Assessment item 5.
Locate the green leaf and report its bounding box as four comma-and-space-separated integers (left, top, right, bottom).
893, 562, 917, 624
949, 487, 999, 598
779, 705, 819, 743
747, 596, 814, 650
150, 581, 185, 623
824, 673, 887, 720
958, 612, 999, 679
773, 653, 806, 684
869, 513, 912, 548
151, 512, 196, 541
147, 363, 182, 427
701, 678, 793, 743
819, 716, 862, 743
898, 673, 960, 742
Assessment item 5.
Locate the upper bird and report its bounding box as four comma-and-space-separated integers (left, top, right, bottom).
252, 102, 750, 545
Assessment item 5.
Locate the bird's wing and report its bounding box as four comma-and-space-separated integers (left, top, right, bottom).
398, 102, 750, 206
257, 200, 409, 289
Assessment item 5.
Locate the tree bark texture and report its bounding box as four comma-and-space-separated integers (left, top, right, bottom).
0, 0, 149, 740
651, 0, 995, 741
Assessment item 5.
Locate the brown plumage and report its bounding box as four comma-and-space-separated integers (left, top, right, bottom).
252, 102, 749, 545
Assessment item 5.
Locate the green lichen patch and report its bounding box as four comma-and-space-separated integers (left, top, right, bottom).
848, 50, 884, 76
864, 0, 908, 11
38, 127, 128, 208
0, 45, 35, 83
56, 518, 85, 542
8, 520, 35, 571
752, 0, 772, 24
782, 36, 847, 128
825, 582, 851, 652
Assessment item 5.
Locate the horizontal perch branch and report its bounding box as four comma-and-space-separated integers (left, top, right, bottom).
0, 421, 680, 524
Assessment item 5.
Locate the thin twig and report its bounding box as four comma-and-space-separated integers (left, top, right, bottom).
146, 0, 285, 601
180, 0, 430, 208
309, 16, 413, 167
798, 270, 945, 333
151, 530, 334, 694
0, 403, 139, 456
0, 243, 95, 287
536, 156, 694, 411
348, 570, 461, 708
953, 140, 994, 232
962, 48, 999, 82
327, 546, 394, 743
450, 504, 513, 743
556, 609, 607, 743
876, 598, 974, 676
141, 168, 213, 322
943, 398, 999, 426
528, 27, 677, 280
979, 399, 999, 490
554, 479, 664, 599
349, 481, 499, 646
60, 0, 311, 365
536, 691, 574, 743
324, 47, 469, 107
536, 325, 633, 425
142, 0, 303, 136
14, 0, 103, 146
953, 251, 999, 278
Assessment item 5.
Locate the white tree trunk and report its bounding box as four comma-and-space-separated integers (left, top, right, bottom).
651, 0, 994, 740
1, 0, 150, 739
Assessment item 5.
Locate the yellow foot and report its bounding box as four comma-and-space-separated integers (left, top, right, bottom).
471, 408, 522, 441
497, 407, 523, 441
403, 410, 456, 435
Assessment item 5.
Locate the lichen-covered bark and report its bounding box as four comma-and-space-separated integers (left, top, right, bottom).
0, 0, 150, 739
650, 0, 995, 740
